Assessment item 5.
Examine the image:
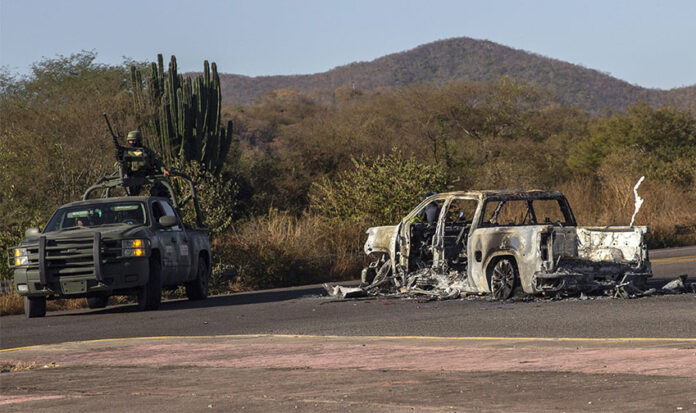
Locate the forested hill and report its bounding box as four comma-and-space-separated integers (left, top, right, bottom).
216, 37, 695, 112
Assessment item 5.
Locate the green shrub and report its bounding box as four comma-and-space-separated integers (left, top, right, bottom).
173, 160, 239, 234
309, 149, 453, 225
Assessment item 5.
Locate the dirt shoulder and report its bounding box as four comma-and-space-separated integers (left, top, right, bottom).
2, 335, 695, 412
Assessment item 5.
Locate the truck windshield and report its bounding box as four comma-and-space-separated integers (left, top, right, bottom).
44, 202, 147, 232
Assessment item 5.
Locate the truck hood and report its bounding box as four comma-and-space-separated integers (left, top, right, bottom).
24, 224, 148, 244
364, 225, 398, 256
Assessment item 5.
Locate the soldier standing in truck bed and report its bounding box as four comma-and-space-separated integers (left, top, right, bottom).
115, 130, 170, 196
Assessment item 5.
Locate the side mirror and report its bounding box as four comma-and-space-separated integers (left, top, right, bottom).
158, 216, 178, 228
25, 227, 40, 238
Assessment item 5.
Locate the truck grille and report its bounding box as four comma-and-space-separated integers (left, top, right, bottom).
21, 234, 109, 284
45, 237, 95, 276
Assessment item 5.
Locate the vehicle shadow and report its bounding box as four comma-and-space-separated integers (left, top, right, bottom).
56, 284, 331, 317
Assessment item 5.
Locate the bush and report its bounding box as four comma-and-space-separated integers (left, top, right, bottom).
173, 160, 239, 234
567, 103, 696, 188
309, 149, 453, 225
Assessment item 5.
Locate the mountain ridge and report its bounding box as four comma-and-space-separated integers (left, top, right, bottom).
214, 37, 696, 112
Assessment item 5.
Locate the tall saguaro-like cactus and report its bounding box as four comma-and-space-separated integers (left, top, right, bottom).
130, 54, 234, 176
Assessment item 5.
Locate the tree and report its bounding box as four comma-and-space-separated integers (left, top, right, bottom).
567, 103, 696, 187
0, 52, 132, 280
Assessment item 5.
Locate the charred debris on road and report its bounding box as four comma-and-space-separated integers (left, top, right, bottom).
323, 273, 696, 302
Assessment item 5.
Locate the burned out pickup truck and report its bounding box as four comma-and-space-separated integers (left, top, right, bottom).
8, 173, 211, 317
356, 190, 651, 299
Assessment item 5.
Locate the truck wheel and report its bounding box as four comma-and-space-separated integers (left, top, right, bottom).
490, 258, 518, 300
185, 258, 209, 301
138, 258, 162, 311
361, 265, 377, 284
24, 296, 47, 318
86, 296, 109, 309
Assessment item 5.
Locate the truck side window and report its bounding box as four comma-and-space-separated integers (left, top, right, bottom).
152, 202, 165, 222
531, 199, 570, 225
481, 200, 533, 226
158, 201, 182, 231
444, 198, 478, 224
412, 199, 444, 225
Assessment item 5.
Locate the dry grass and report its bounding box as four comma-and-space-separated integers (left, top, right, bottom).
1, 290, 87, 317
214, 210, 366, 291
561, 176, 696, 247
0, 290, 24, 316
1, 361, 59, 372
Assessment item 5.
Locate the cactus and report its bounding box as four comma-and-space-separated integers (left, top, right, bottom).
130, 54, 235, 176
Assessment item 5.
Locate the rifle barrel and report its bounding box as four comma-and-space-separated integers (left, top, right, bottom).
103, 113, 119, 140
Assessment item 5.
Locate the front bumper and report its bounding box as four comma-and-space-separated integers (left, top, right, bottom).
11, 233, 151, 298
13, 258, 150, 297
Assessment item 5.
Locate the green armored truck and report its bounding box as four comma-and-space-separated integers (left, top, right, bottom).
8, 171, 211, 318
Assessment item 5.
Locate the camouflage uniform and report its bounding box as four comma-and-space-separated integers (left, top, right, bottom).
115, 131, 168, 196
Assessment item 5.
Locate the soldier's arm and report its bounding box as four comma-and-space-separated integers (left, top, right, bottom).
147, 148, 169, 175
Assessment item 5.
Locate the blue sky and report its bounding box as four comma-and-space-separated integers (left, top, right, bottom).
2, 0, 695, 89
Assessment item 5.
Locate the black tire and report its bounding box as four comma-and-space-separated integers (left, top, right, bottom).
24, 296, 46, 318
490, 258, 518, 300
86, 296, 109, 309
361, 266, 377, 284
185, 257, 209, 301
137, 258, 162, 310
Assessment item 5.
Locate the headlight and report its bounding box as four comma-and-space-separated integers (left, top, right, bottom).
9, 248, 28, 267
122, 239, 150, 257
122, 239, 148, 248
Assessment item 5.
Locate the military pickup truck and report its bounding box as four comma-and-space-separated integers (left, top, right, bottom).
8, 173, 211, 317
358, 190, 651, 299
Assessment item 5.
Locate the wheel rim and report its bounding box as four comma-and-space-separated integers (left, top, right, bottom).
491, 260, 515, 300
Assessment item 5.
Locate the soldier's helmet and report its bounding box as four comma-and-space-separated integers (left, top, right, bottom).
126, 130, 142, 147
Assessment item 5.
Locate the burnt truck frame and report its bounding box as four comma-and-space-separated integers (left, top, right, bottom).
363, 190, 651, 299
8, 173, 211, 318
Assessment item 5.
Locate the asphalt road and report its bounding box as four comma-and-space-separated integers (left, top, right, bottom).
2, 246, 694, 349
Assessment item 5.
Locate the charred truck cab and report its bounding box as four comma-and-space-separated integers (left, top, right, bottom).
9, 172, 211, 318
363, 190, 651, 299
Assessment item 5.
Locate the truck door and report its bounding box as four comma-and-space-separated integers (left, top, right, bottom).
161, 201, 193, 280
152, 200, 188, 282
400, 195, 446, 271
